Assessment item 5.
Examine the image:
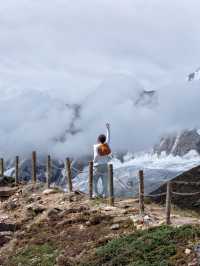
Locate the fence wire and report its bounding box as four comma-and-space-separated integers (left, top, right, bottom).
172, 181, 200, 185
52, 164, 64, 170
172, 191, 200, 196
144, 190, 200, 198
145, 192, 167, 197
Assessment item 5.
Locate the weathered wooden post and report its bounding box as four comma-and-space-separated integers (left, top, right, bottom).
166, 182, 172, 225
0, 158, 4, 177
32, 151, 37, 183
88, 161, 93, 199
66, 158, 73, 193
15, 156, 19, 185
108, 164, 114, 206
46, 155, 52, 188
139, 170, 145, 215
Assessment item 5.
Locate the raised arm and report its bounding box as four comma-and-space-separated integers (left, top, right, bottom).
106, 123, 110, 144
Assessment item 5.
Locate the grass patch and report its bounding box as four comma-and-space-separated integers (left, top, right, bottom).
9, 243, 58, 266
80, 225, 200, 266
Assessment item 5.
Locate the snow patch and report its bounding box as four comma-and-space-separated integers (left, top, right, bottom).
197, 129, 200, 136
171, 133, 180, 153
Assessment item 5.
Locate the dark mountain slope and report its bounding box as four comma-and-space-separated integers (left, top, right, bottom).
151, 165, 200, 210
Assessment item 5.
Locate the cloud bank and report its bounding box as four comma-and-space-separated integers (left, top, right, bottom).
0, 0, 200, 158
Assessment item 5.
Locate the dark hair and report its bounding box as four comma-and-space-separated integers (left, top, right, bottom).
98, 134, 106, 144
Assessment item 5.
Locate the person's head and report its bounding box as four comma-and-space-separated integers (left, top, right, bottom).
97, 134, 106, 144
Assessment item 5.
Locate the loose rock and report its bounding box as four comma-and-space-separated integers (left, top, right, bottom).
26, 204, 46, 216
110, 224, 120, 230
47, 208, 62, 220
43, 188, 57, 195
130, 215, 144, 224
185, 248, 191, 255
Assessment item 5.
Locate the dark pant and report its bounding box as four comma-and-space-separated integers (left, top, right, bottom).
94, 164, 108, 197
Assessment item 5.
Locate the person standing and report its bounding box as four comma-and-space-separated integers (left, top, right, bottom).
93, 123, 112, 196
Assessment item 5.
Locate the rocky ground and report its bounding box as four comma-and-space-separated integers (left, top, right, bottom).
0, 184, 200, 265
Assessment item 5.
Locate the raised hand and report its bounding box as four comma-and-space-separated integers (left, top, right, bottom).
106, 123, 110, 129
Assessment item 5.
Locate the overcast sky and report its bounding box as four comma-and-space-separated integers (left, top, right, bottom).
0, 0, 200, 158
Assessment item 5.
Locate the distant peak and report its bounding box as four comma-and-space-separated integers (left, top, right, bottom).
134, 90, 158, 108
187, 68, 200, 82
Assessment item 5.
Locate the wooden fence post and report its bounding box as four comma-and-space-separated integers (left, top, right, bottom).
166, 182, 172, 225
47, 155, 51, 188
88, 161, 93, 199
108, 164, 114, 206
66, 158, 73, 193
0, 158, 4, 177
32, 151, 37, 183
15, 156, 19, 185
139, 170, 145, 215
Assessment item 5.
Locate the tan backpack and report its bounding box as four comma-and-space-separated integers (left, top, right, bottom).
98, 143, 111, 156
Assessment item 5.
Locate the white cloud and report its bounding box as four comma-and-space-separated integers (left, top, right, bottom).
0, 0, 200, 158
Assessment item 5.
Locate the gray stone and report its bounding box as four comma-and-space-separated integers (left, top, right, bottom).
4, 200, 18, 210
26, 204, 46, 215
43, 188, 58, 195
47, 208, 62, 219
85, 221, 91, 226
110, 224, 120, 230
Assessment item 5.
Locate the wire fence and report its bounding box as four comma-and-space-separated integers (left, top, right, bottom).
145, 192, 167, 197
171, 191, 200, 196
1, 152, 200, 225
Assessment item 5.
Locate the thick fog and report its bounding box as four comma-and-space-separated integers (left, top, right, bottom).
0, 0, 200, 158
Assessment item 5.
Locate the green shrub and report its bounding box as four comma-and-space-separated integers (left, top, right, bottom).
10, 243, 58, 266
80, 225, 200, 266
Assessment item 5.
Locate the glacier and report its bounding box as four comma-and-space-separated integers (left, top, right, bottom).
73, 150, 200, 197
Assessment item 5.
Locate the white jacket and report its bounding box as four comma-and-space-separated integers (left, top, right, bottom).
93, 127, 112, 166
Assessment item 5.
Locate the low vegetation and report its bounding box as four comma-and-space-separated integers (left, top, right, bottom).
9, 243, 58, 266
80, 225, 200, 266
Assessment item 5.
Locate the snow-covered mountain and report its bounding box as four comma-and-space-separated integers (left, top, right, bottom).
154, 129, 200, 156
188, 68, 200, 81
134, 90, 158, 108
